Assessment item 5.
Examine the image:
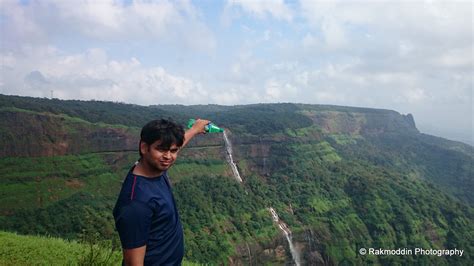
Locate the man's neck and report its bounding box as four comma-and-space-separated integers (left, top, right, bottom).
132, 160, 164, 178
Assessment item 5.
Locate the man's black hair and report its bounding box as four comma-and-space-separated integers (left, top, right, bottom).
139, 119, 185, 157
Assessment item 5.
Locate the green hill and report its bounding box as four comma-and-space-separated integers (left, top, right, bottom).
0, 94, 472, 265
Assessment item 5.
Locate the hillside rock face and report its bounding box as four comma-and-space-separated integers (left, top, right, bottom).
0, 102, 419, 158
302, 109, 419, 135
0, 110, 139, 157
225, 108, 420, 178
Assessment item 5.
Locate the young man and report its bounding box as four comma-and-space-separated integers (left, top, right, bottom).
113, 118, 210, 266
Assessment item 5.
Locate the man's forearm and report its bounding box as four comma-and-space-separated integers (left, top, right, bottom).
182, 128, 200, 148
123, 246, 146, 266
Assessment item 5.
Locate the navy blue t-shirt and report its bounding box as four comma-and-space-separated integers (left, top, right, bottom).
113, 166, 184, 265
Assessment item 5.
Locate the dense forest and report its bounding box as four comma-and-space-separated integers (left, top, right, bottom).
0, 94, 472, 265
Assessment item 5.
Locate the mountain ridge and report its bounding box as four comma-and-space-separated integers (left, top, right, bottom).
0, 94, 472, 265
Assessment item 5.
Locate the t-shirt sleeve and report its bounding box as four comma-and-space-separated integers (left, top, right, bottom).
115, 201, 154, 249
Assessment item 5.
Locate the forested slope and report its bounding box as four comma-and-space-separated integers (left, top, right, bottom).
0, 94, 472, 265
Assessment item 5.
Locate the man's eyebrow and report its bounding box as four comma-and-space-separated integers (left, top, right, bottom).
155, 145, 170, 150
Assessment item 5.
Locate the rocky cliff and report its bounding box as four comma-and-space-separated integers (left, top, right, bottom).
0, 107, 139, 157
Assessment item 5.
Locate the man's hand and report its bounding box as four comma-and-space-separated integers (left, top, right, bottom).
190, 118, 210, 134
182, 118, 210, 148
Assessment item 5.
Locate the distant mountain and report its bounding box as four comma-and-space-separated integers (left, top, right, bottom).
0, 94, 472, 265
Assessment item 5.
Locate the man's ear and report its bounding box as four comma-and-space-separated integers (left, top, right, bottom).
139, 141, 149, 156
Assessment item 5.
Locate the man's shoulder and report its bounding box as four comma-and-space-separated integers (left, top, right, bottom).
116, 172, 152, 204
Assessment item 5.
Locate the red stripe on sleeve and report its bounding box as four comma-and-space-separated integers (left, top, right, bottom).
130, 175, 137, 200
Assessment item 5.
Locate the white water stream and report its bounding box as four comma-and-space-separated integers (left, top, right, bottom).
222, 130, 300, 265
223, 130, 243, 183
269, 207, 301, 266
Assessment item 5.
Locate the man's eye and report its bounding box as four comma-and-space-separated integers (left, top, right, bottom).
157, 148, 179, 153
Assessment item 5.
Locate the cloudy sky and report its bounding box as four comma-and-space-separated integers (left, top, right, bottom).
1, 0, 472, 144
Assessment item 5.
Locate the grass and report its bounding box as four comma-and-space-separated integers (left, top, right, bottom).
0, 231, 121, 265
289, 141, 342, 165
285, 125, 322, 138
0, 231, 201, 266
329, 133, 363, 145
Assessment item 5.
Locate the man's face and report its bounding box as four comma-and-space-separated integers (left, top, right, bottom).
141, 141, 180, 173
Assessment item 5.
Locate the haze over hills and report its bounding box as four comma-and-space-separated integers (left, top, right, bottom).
0, 94, 472, 265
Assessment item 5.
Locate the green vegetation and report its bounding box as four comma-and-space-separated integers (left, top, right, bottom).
0, 94, 472, 265
0, 152, 136, 239
175, 174, 277, 263
0, 94, 180, 128
0, 231, 200, 265
0, 153, 130, 212
169, 158, 229, 182
329, 133, 362, 145
0, 231, 121, 265
251, 136, 473, 264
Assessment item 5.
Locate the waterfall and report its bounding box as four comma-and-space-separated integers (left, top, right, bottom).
269, 207, 301, 266
222, 131, 299, 265
223, 130, 243, 182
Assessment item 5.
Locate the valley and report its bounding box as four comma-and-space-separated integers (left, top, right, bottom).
0, 94, 472, 265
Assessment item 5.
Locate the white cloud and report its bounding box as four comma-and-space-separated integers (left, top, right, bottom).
294, 0, 473, 117
299, 0, 472, 52
210, 89, 242, 105
314, 90, 347, 104
398, 40, 414, 57
226, 0, 293, 21
295, 71, 309, 86
264, 79, 282, 100
0, 1, 47, 48
320, 18, 347, 50
302, 33, 320, 50
400, 88, 428, 104
0, 47, 207, 105
433, 47, 474, 69
0, 0, 216, 52
56, 0, 125, 35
